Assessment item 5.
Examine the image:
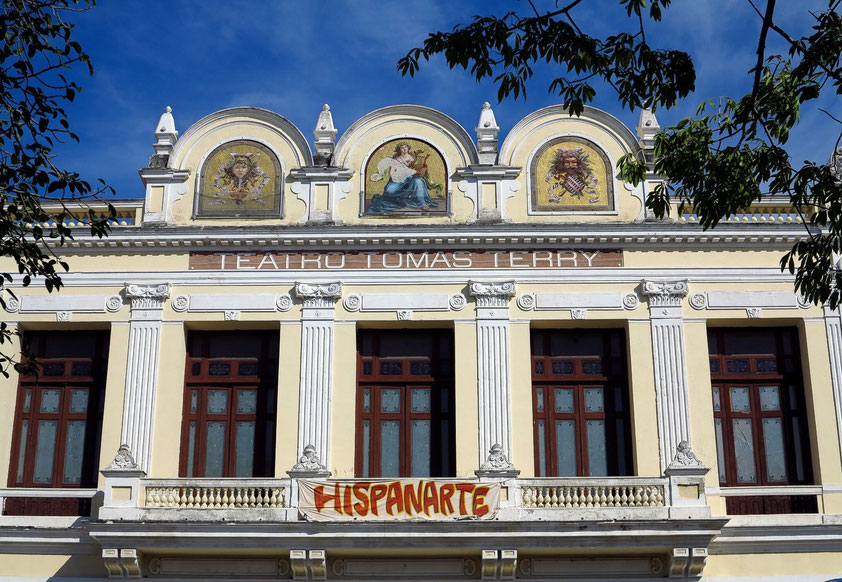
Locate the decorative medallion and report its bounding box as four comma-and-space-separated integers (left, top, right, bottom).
363, 138, 447, 216
196, 140, 283, 217
530, 136, 614, 212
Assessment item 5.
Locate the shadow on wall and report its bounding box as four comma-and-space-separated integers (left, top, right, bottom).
51, 554, 106, 578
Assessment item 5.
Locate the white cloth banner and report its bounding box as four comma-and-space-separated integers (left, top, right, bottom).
298, 479, 501, 521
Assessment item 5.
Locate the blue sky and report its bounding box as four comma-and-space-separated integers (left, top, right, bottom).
53, 0, 841, 198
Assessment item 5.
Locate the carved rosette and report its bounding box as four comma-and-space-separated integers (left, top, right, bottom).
622, 293, 640, 310
275, 294, 293, 312
516, 293, 535, 311
469, 281, 516, 308
641, 280, 688, 307
294, 282, 342, 309
449, 294, 466, 311
105, 295, 124, 313
343, 294, 361, 312
124, 283, 171, 310
171, 295, 189, 312
3, 295, 20, 313
689, 292, 707, 310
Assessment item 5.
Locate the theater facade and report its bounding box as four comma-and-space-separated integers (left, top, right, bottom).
1, 102, 841, 581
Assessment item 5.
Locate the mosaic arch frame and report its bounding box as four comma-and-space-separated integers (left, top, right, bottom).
195, 140, 284, 218
529, 136, 615, 213
362, 137, 449, 217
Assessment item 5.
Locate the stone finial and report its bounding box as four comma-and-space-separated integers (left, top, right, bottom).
664, 440, 709, 477
105, 444, 139, 471
475, 443, 520, 478
313, 104, 337, 166
636, 108, 659, 167
476, 102, 499, 164
287, 444, 331, 478
149, 106, 178, 168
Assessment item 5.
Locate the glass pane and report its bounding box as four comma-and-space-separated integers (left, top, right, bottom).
440, 386, 449, 413
440, 418, 450, 476
555, 420, 577, 476
554, 388, 574, 413
732, 418, 757, 483
411, 388, 431, 413
582, 361, 603, 375
16, 420, 28, 483
266, 388, 276, 415
62, 420, 87, 484
235, 421, 255, 477
362, 388, 370, 413
23, 389, 32, 413
730, 387, 751, 411
208, 362, 231, 376
756, 358, 777, 373
759, 386, 780, 411
380, 420, 400, 477
584, 388, 604, 412
33, 420, 58, 483
69, 389, 89, 413
763, 418, 786, 481
191, 362, 201, 376
586, 420, 607, 476
238, 362, 259, 376
410, 362, 431, 376
535, 387, 544, 412
613, 387, 624, 412
362, 420, 370, 478
190, 390, 198, 414
40, 389, 61, 413
726, 359, 750, 373
237, 390, 257, 414
380, 361, 402, 375
381, 388, 401, 413
537, 420, 546, 477
207, 390, 227, 414
186, 421, 196, 478
792, 417, 806, 481
788, 384, 798, 410
714, 419, 727, 482
204, 421, 226, 477
712, 387, 721, 411
534, 360, 544, 375
709, 359, 720, 374
71, 361, 92, 377
411, 420, 431, 477
362, 361, 372, 375
42, 362, 64, 376
552, 361, 574, 375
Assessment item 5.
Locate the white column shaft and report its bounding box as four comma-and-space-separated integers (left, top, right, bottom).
651, 318, 691, 471
476, 319, 512, 462
298, 320, 334, 464
120, 320, 162, 473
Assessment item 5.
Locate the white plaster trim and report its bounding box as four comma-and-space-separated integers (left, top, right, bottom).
359, 293, 451, 312
298, 320, 335, 467
476, 318, 513, 467
184, 293, 280, 312
532, 292, 624, 310
824, 307, 842, 470
704, 291, 799, 309
17, 294, 111, 313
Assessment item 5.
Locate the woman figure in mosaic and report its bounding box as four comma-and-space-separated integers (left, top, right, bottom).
366, 142, 442, 214
210, 152, 271, 206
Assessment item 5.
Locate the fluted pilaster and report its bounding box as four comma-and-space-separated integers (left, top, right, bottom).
120, 283, 170, 473
642, 280, 690, 471
824, 306, 842, 465
294, 282, 342, 466
469, 281, 516, 466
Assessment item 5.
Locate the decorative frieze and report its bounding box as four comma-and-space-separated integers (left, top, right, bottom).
120, 283, 170, 473
642, 280, 691, 471
341, 292, 465, 315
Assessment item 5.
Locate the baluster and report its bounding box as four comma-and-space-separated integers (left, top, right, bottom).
633, 486, 642, 506
221, 488, 230, 507
522, 487, 532, 508
249, 488, 257, 507
641, 487, 650, 506
145, 487, 155, 507
549, 487, 558, 507
620, 487, 628, 506
656, 486, 665, 506
585, 487, 593, 507
234, 488, 244, 507
598, 487, 607, 507
186, 488, 195, 508
571, 487, 579, 507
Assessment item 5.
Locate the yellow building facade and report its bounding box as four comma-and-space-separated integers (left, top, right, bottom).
1, 103, 841, 581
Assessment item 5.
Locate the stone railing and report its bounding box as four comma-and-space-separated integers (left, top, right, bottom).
0, 487, 99, 518
519, 478, 666, 509
143, 479, 287, 509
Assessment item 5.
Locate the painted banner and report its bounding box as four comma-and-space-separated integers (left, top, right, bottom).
189, 249, 623, 270
298, 479, 500, 522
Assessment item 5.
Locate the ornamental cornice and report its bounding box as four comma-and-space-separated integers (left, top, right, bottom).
124, 283, 171, 310
294, 282, 342, 309
641, 280, 689, 307
469, 280, 516, 308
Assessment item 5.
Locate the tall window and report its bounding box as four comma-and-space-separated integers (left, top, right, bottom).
709, 328, 814, 514
180, 332, 278, 478
7, 332, 109, 516
531, 329, 631, 477
356, 330, 454, 477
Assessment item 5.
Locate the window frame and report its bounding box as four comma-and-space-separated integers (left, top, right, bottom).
179, 331, 279, 478
530, 329, 632, 477
355, 330, 455, 478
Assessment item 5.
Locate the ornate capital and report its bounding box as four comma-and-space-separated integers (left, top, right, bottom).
641, 280, 688, 307
294, 282, 342, 309
469, 281, 516, 308
124, 283, 171, 310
